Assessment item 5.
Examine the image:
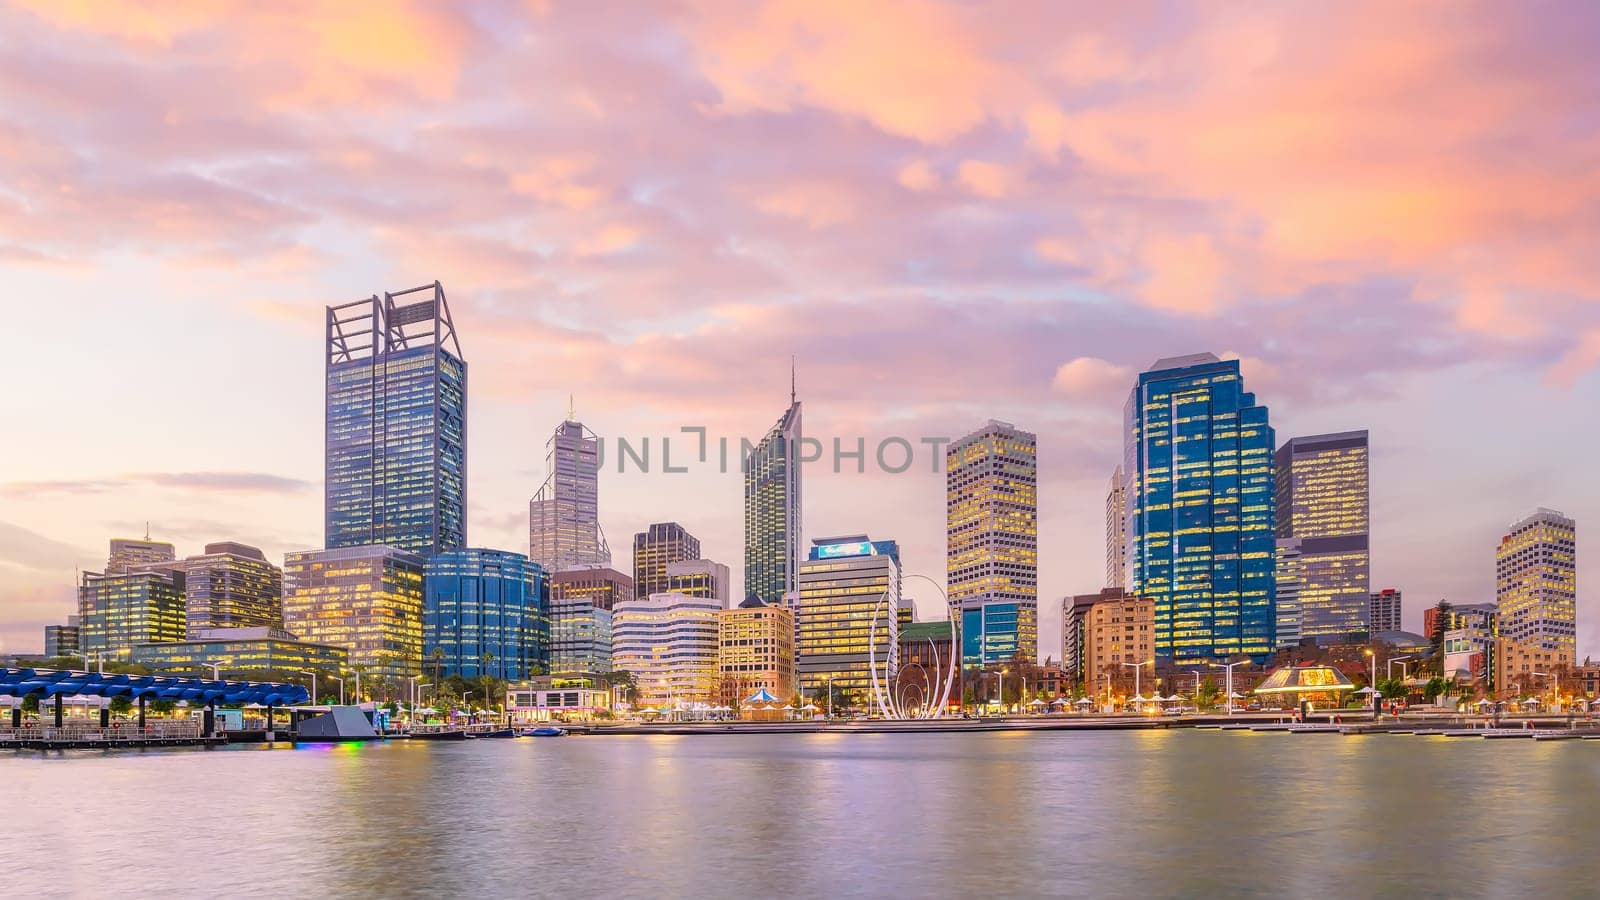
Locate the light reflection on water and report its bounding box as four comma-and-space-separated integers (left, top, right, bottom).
8, 730, 1600, 899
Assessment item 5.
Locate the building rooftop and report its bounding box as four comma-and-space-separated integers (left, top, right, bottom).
1253, 664, 1355, 695
1147, 352, 1221, 372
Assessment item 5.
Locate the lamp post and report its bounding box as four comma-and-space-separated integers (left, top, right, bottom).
329, 676, 345, 706
296, 670, 318, 707
1210, 660, 1245, 716
1364, 649, 1378, 720
196, 663, 221, 681
1387, 655, 1413, 681
826, 674, 834, 719
1190, 669, 1204, 708
1121, 660, 1151, 711
999, 667, 1009, 715
1532, 671, 1553, 712
70, 652, 104, 675
407, 675, 421, 722
1101, 672, 1112, 712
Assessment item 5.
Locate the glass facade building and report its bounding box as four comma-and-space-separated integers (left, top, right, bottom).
631, 522, 701, 599
283, 545, 424, 677
423, 549, 548, 681
1275, 430, 1370, 640
326, 282, 467, 557
1274, 539, 1304, 649
744, 395, 802, 608
1105, 466, 1127, 590
43, 619, 80, 659
946, 421, 1038, 665
613, 591, 723, 707
796, 535, 900, 698
548, 567, 632, 676
107, 538, 176, 574
1123, 354, 1276, 664
131, 627, 347, 680
182, 541, 283, 634
529, 418, 611, 573
78, 566, 186, 656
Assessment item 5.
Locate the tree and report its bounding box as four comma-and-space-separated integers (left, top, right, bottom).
21, 694, 39, 714
1196, 677, 1222, 710
109, 696, 133, 717
1423, 676, 1449, 701
149, 699, 176, 716
1428, 600, 1453, 676
1377, 677, 1407, 699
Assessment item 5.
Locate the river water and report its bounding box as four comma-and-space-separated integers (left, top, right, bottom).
8, 729, 1600, 898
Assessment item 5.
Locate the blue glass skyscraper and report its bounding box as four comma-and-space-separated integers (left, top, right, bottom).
326, 282, 467, 557
423, 548, 548, 681
1123, 354, 1276, 663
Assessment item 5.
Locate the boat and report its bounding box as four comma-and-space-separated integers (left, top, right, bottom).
408, 726, 469, 741
523, 726, 567, 737
474, 727, 517, 739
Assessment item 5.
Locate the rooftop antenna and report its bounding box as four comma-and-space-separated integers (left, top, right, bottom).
790, 355, 796, 405
568, 393, 576, 421
144, 521, 150, 542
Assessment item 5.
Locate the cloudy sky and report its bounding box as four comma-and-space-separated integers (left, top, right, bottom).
2, 1, 1598, 657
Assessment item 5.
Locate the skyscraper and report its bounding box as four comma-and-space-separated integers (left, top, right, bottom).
1105, 466, 1127, 589
325, 282, 467, 557
78, 566, 186, 656
423, 548, 547, 681
1276, 430, 1370, 640
548, 567, 631, 676
632, 523, 701, 599
182, 542, 283, 634
797, 535, 900, 699
529, 415, 611, 573
744, 379, 802, 608
107, 537, 175, 574
283, 545, 424, 678
1495, 508, 1577, 667
1124, 354, 1276, 664
947, 421, 1038, 665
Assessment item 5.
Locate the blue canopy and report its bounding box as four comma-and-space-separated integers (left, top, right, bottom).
0, 668, 309, 706
743, 688, 780, 704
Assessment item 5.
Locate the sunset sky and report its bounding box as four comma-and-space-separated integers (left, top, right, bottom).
2, 1, 1598, 656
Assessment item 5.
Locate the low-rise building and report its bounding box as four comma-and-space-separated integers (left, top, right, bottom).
717, 595, 795, 706
131, 627, 347, 679
1082, 593, 1153, 702
613, 591, 721, 708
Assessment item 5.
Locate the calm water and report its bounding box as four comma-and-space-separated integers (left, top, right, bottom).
8, 730, 1600, 898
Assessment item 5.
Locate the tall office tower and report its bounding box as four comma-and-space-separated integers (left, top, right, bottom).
1369, 589, 1402, 634
1274, 539, 1304, 649
78, 565, 186, 655
283, 545, 424, 678
1125, 354, 1276, 664
1105, 466, 1127, 589
665, 559, 731, 605
796, 536, 900, 700
325, 282, 467, 557
529, 416, 611, 573
107, 537, 176, 574
946, 421, 1038, 665
182, 542, 283, 634
422, 548, 547, 681
632, 522, 701, 599
717, 596, 796, 705
1275, 430, 1370, 640
548, 567, 631, 676
744, 379, 802, 607
1495, 508, 1577, 667
613, 591, 723, 707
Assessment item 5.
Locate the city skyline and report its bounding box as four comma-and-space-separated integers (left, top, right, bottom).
3, 4, 1600, 661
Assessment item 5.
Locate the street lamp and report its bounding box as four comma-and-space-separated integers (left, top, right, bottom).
195, 662, 221, 681
1190, 669, 1203, 706
329, 676, 345, 706
406, 675, 421, 721
826, 674, 835, 719
1121, 660, 1151, 710
1387, 655, 1413, 680
1532, 671, 1554, 711
1101, 672, 1112, 712
296, 670, 318, 707
999, 667, 1009, 715
1210, 660, 1246, 716
70, 652, 103, 675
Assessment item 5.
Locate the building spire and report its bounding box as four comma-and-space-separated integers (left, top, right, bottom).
568, 393, 575, 421
790, 355, 796, 405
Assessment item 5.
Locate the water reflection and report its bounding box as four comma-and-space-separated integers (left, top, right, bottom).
6, 731, 1600, 898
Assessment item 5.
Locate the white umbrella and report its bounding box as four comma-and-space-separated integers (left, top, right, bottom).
781, 705, 796, 710
1028, 698, 1047, 707
1475, 698, 1494, 706
1074, 697, 1093, 706
1227, 692, 1246, 699
1354, 686, 1376, 695
1132, 694, 1150, 703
